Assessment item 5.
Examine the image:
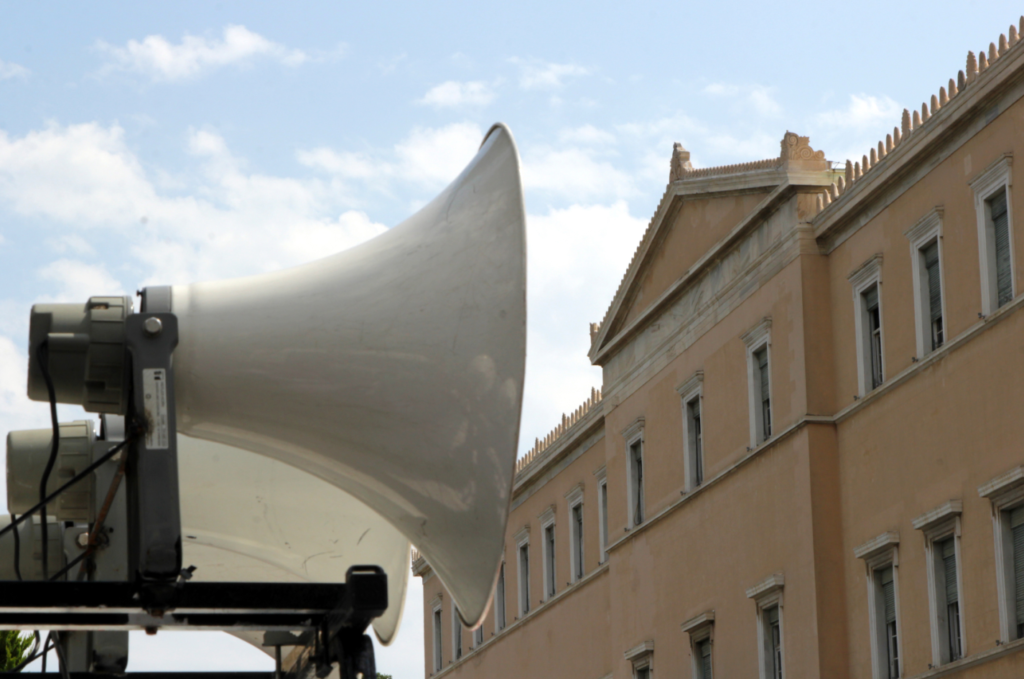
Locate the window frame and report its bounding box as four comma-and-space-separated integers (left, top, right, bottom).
494, 560, 506, 634
905, 208, 947, 358
594, 466, 609, 564
747, 574, 785, 679
742, 318, 773, 447
451, 603, 462, 662
682, 611, 715, 679
912, 501, 965, 666
622, 418, 646, 528
566, 484, 585, 584
677, 371, 705, 492
624, 640, 654, 679
848, 256, 884, 396
970, 154, 1015, 315
431, 596, 443, 673
514, 526, 531, 618
979, 467, 1024, 642
854, 533, 903, 679
473, 624, 484, 650
540, 507, 556, 602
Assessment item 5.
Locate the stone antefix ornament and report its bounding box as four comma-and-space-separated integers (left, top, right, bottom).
669, 142, 693, 182
779, 131, 827, 172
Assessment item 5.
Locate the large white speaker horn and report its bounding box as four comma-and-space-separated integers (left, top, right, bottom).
170, 123, 525, 627
177, 433, 410, 646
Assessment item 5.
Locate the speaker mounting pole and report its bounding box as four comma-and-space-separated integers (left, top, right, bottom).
126, 286, 182, 583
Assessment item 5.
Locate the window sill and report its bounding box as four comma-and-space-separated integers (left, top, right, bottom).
903, 636, 1024, 679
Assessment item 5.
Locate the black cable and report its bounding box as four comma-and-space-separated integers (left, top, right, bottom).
11, 513, 22, 582
10, 632, 45, 673
49, 548, 89, 582
52, 631, 70, 679
0, 437, 132, 543
35, 340, 60, 580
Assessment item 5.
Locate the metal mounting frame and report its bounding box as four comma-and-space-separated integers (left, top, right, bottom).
7, 288, 388, 678
0, 567, 387, 677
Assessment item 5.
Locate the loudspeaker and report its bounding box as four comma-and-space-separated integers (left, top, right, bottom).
177, 433, 410, 645
23, 123, 525, 628
168, 123, 525, 626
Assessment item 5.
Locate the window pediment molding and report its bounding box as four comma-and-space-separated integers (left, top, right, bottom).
539, 506, 556, 527
565, 483, 584, 505
623, 639, 655, 662
621, 417, 645, 442
969, 152, 1013, 201
676, 370, 705, 399
593, 465, 607, 481
513, 525, 531, 546
745, 573, 784, 606
903, 206, 944, 245
430, 594, 443, 610
979, 466, 1024, 508
854, 531, 900, 565
911, 500, 962, 535
847, 253, 883, 291
741, 317, 772, 348
681, 610, 715, 637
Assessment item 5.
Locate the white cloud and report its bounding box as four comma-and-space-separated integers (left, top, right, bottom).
815, 93, 902, 130
0, 122, 387, 285
37, 259, 126, 302
0, 59, 29, 80
559, 124, 616, 146
96, 25, 308, 81
394, 123, 483, 187
417, 80, 496, 108
509, 58, 588, 90
703, 82, 781, 117
519, 202, 647, 454
45, 233, 96, 256
522, 148, 636, 202
703, 83, 739, 96
298, 122, 484, 192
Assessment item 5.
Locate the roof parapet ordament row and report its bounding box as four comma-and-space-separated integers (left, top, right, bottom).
814, 15, 1024, 216
515, 387, 603, 477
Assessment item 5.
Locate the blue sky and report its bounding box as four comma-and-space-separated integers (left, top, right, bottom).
1, 1, 1021, 674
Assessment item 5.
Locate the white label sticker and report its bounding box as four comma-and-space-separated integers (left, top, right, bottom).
142, 368, 170, 450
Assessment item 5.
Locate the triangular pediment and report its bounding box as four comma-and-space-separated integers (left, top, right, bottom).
589, 133, 827, 365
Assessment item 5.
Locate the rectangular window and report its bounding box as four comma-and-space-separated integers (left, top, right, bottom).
571, 502, 584, 582
518, 542, 530, 616
495, 562, 506, 632
937, 538, 962, 661
543, 523, 556, 599
696, 638, 713, 679
636, 668, 650, 679
849, 257, 882, 395
877, 566, 899, 679
432, 606, 443, 672
473, 625, 483, 649
688, 396, 704, 487
629, 439, 645, 525
922, 242, 944, 351
990, 189, 1013, 308
973, 159, 1015, 315
599, 479, 609, 563
452, 606, 462, 661
863, 286, 883, 389
1012, 505, 1024, 639
754, 346, 772, 440
764, 605, 783, 679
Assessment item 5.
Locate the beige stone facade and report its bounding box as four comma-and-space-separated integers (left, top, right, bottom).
414, 17, 1024, 679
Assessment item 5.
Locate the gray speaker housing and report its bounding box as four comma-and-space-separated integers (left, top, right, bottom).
7, 421, 96, 522
27, 296, 132, 414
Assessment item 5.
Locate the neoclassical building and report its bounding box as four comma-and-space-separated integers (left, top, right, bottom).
413, 15, 1024, 679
